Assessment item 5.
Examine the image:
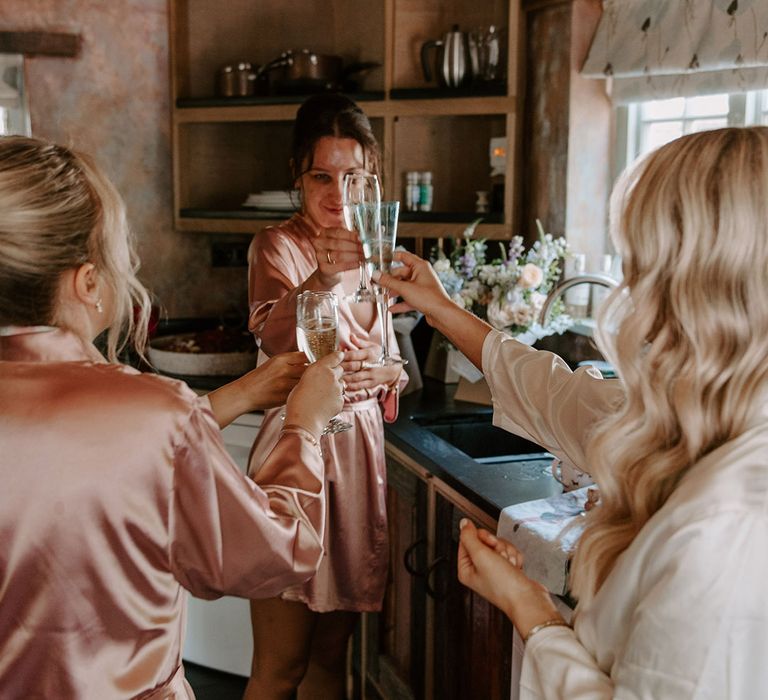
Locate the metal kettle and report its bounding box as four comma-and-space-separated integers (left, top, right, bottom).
421, 25, 470, 88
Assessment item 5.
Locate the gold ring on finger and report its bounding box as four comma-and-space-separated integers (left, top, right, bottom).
326, 250, 334, 265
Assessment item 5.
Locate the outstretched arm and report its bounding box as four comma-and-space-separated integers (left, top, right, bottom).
169, 353, 345, 599
373, 250, 492, 370
206, 351, 308, 429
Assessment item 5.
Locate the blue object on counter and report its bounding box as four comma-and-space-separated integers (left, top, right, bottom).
577, 359, 616, 379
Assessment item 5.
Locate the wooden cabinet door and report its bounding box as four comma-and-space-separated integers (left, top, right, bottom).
431, 492, 514, 700
362, 455, 429, 699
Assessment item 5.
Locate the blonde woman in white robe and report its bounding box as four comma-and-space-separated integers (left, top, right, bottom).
375, 127, 768, 699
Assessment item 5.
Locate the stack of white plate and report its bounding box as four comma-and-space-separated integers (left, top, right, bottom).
242, 190, 299, 211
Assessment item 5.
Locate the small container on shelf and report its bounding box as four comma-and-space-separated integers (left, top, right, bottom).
564, 253, 588, 319
404, 171, 421, 211
590, 254, 615, 316
418, 171, 433, 212
217, 62, 256, 97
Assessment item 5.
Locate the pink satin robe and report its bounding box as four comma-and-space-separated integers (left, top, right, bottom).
248, 214, 407, 612
0, 327, 326, 699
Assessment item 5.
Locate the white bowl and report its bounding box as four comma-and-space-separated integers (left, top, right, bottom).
147, 333, 257, 376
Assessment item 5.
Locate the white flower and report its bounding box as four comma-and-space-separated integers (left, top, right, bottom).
433, 258, 451, 273
529, 291, 547, 311
511, 304, 535, 326
487, 295, 538, 330
462, 279, 483, 302
487, 301, 518, 330
451, 292, 468, 308
518, 263, 544, 289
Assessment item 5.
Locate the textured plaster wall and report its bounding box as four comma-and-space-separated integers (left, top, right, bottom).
0, 0, 248, 320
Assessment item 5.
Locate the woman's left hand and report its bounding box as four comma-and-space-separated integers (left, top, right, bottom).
342, 333, 401, 393
310, 226, 362, 288
458, 519, 564, 639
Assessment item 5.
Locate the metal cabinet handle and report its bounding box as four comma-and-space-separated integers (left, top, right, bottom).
403, 538, 427, 577
425, 555, 448, 600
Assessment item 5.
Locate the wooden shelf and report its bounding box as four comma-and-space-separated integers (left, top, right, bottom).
175, 216, 276, 235
170, 0, 521, 238
176, 208, 511, 239
179, 207, 296, 220
173, 95, 515, 124
176, 91, 385, 109
389, 84, 507, 100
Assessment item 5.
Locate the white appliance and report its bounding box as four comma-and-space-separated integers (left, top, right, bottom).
182, 411, 263, 677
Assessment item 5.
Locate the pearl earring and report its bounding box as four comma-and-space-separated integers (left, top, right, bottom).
95, 298, 103, 313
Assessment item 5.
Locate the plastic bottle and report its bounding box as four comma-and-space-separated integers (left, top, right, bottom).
564, 253, 588, 319
590, 254, 614, 317
419, 171, 433, 212
405, 172, 420, 211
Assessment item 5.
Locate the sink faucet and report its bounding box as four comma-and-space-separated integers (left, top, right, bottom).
539, 273, 620, 325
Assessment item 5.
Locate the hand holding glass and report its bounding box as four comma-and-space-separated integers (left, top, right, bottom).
354, 200, 407, 367
342, 173, 381, 303
295, 290, 352, 434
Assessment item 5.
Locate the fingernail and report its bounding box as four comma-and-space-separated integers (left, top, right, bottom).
459, 518, 468, 529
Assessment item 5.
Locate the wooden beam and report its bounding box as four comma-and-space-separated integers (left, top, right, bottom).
0, 31, 81, 57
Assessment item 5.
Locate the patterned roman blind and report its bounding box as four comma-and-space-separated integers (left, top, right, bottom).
582, 0, 768, 102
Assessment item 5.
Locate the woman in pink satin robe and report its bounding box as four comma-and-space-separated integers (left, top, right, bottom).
245, 94, 407, 700
0, 135, 345, 699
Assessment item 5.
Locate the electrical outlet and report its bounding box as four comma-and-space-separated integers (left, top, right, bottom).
211, 241, 249, 267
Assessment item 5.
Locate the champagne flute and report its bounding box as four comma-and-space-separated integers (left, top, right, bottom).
354, 200, 407, 367
342, 173, 381, 303
296, 290, 352, 434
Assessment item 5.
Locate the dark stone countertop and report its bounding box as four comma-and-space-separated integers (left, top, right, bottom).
385, 379, 563, 521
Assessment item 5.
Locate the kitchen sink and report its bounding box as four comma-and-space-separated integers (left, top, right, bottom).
413, 412, 551, 463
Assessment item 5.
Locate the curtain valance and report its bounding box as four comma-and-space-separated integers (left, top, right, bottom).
582, 0, 768, 102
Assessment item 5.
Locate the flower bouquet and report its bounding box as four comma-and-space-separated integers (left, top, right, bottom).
428, 220, 572, 401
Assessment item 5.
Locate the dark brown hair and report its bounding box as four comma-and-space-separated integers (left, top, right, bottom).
291, 93, 380, 182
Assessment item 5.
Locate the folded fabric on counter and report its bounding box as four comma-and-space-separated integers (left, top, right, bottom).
496, 487, 590, 595
392, 312, 423, 396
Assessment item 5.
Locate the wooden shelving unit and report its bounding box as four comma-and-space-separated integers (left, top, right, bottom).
169, 0, 522, 246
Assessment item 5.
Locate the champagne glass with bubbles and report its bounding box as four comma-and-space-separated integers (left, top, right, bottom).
296, 290, 352, 434
342, 173, 380, 303
354, 200, 407, 367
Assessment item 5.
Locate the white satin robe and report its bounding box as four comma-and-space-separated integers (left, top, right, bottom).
0, 327, 326, 699
482, 329, 768, 699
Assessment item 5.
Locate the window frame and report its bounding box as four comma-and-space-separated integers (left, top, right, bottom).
614, 90, 768, 180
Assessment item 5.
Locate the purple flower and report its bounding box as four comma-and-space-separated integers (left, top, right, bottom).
459, 252, 477, 277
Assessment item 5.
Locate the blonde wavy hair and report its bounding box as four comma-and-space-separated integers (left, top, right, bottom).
570, 126, 768, 603
0, 136, 151, 361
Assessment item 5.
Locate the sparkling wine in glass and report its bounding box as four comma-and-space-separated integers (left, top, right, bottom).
353, 200, 407, 368
342, 172, 381, 303
296, 290, 352, 434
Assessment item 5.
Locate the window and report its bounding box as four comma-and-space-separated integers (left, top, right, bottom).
617, 90, 768, 174
0, 55, 31, 137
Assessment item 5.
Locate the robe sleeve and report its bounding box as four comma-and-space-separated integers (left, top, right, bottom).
481, 329, 623, 476
248, 222, 344, 357
521, 510, 768, 699
167, 398, 324, 600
